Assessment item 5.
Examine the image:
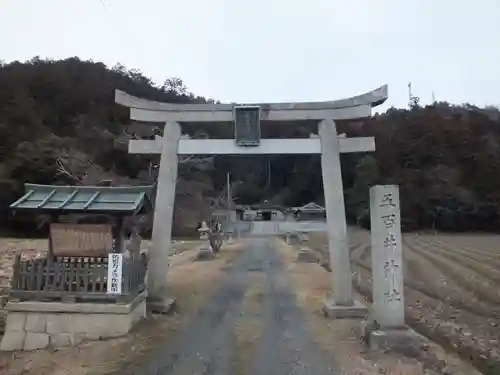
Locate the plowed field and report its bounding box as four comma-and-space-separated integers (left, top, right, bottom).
308, 229, 500, 375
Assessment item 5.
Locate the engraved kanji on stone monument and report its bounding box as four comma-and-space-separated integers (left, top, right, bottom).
370, 185, 405, 329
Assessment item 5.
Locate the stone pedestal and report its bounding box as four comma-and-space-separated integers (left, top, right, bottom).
0, 293, 146, 351
362, 320, 426, 351
296, 247, 318, 263
194, 246, 216, 261
147, 296, 177, 314
323, 299, 368, 318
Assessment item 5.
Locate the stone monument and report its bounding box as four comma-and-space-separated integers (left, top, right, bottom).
365, 185, 424, 350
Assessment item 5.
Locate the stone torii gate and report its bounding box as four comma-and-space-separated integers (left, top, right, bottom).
115, 85, 388, 315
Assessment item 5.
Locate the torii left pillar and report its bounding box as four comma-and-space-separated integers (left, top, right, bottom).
146, 122, 181, 313
320, 119, 369, 318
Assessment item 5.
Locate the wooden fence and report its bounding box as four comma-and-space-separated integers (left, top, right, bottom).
10, 253, 147, 303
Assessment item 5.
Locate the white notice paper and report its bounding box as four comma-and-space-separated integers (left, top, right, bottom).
107, 253, 123, 295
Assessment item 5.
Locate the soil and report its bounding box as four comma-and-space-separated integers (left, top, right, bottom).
116, 237, 339, 375
274, 238, 483, 375
0, 235, 489, 375
307, 228, 500, 375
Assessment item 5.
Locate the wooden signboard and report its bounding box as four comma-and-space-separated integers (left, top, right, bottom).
50, 223, 113, 257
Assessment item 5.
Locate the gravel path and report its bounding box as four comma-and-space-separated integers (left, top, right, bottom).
137, 237, 339, 375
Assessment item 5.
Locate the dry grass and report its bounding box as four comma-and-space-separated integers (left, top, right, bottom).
273, 238, 482, 375
0, 240, 244, 375
0, 239, 48, 292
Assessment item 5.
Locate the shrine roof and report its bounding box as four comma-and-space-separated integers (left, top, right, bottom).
10, 183, 155, 215
295, 202, 325, 211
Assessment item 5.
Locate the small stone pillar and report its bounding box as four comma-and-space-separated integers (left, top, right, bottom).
198, 221, 210, 241
195, 220, 215, 260
285, 232, 291, 244
127, 229, 142, 260
366, 185, 424, 350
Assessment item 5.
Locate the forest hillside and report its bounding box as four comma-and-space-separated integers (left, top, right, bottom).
1, 57, 500, 235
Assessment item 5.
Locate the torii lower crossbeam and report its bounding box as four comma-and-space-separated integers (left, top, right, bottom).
129, 137, 375, 155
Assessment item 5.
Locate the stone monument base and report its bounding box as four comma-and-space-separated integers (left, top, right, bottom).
0, 292, 146, 351
323, 298, 369, 318
194, 247, 216, 261
363, 320, 426, 351
296, 247, 318, 263
147, 296, 177, 314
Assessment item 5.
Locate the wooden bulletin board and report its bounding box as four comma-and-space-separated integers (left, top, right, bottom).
50, 223, 113, 257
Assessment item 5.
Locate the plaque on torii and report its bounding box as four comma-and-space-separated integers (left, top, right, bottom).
233, 106, 261, 146
115, 85, 388, 315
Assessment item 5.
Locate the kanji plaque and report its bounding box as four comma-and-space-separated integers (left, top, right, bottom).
233, 106, 261, 146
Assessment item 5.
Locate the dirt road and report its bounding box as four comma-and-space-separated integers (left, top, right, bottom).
135, 237, 339, 375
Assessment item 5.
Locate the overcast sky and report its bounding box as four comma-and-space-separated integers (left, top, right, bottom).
1, 0, 499, 111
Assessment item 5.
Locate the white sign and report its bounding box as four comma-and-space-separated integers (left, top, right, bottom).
370, 185, 405, 329
107, 253, 123, 295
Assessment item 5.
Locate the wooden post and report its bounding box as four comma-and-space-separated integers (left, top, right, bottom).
113, 217, 125, 254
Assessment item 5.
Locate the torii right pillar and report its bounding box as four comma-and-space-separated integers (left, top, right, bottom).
320, 119, 369, 318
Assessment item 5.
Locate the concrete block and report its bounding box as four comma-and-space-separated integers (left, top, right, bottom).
72, 314, 104, 334
72, 313, 130, 335
320, 260, 332, 272
70, 314, 95, 333
50, 333, 73, 348
131, 301, 146, 325
0, 331, 26, 351
25, 313, 47, 333
23, 332, 50, 351
297, 248, 318, 263
74, 332, 108, 343
147, 296, 176, 314
194, 248, 215, 261
6, 312, 26, 331
5, 292, 145, 314
323, 299, 369, 319
46, 314, 72, 334
105, 314, 132, 334
365, 325, 427, 352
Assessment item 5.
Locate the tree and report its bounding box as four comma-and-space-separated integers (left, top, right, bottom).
2, 57, 500, 235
